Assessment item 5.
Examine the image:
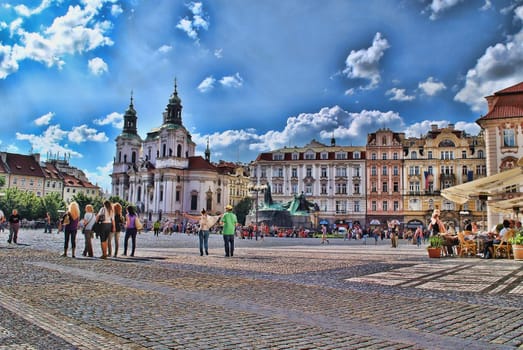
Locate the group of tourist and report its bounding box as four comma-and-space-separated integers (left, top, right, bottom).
60, 200, 141, 259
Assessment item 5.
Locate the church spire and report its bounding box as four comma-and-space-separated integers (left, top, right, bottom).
205, 137, 211, 162
163, 78, 183, 125
122, 90, 138, 135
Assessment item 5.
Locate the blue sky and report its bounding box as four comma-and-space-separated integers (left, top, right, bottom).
1, 0, 523, 192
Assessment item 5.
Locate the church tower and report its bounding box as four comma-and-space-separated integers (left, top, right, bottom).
163, 79, 183, 126
112, 92, 143, 200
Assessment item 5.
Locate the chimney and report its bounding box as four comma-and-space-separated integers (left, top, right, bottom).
32, 153, 40, 163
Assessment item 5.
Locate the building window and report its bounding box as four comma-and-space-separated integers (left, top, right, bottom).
176, 190, 180, 202
354, 151, 360, 159
159, 186, 164, 201
321, 183, 327, 194
336, 183, 347, 194
291, 184, 298, 194
393, 201, 399, 211
503, 128, 516, 147
371, 153, 377, 160
371, 182, 377, 192
478, 150, 484, 158
409, 181, 420, 192
304, 152, 315, 160
354, 201, 360, 212
321, 152, 328, 160
335, 152, 347, 160
382, 182, 388, 193
291, 168, 298, 178
353, 183, 360, 194
441, 151, 454, 160
273, 153, 284, 161
273, 167, 283, 177
335, 200, 347, 214
382, 152, 387, 160
354, 167, 360, 177
371, 201, 377, 211
191, 194, 197, 210
393, 182, 399, 192
393, 152, 398, 160
461, 150, 467, 159
382, 201, 388, 211
292, 153, 299, 160
428, 151, 433, 159
411, 151, 417, 159
371, 166, 377, 176
306, 167, 312, 177
305, 185, 313, 195
382, 166, 387, 175
321, 167, 327, 178
393, 166, 399, 176
336, 167, 346, 177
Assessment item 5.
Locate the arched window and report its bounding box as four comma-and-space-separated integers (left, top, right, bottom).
118, 152, 121, 163
132, 151, 136, 163
137, 186, 141, 202
124, 154, 127, 163
162, 144, 166, 157
177, 144, 182, 157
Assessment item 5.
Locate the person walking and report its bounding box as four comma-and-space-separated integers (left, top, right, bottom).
61, 201, 80, 258
184, 209, 221, 256
320, 224, 329, 244
0, 208, 5, 232
108, 202, 124, 257
7, 209, 21, 244
220, 204, 237, 257
414, 226, 423, 247
123, 206, 139, 257
44, 212, 52, 233
96, 200, 115, 259
82, 204, 96, 257
153, 220, 161, 237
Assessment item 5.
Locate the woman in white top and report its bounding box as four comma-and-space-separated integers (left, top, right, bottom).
183, 209, 221, 256
96, 200, 115, 259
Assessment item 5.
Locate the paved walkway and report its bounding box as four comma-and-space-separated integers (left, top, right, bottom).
0, 229, 521, 349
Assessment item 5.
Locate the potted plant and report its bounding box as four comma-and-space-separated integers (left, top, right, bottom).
427, 235, 444, 258
509, 229, 523, 260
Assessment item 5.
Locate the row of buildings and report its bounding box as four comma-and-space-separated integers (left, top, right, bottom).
0, 152, 101, 202
109, 80, 523, 231
5, 79, 519, 231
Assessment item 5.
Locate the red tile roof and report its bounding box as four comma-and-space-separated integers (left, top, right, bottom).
188, 156, 217, 171
478, 81, 523, 121
4, 153, 45, 177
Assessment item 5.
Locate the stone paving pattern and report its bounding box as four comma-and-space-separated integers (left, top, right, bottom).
0, 229, 522, 349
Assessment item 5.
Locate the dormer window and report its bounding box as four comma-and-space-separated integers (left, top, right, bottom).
304, 151, 315, 160
292, 153, 299, 160
273, 153, 284, 161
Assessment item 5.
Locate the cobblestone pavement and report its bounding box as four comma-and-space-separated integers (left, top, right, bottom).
0, 229, 522, 349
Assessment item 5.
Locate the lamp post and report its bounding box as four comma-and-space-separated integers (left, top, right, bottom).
248, 184, 267, 240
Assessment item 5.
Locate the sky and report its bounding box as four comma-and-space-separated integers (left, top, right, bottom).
2, 0, 523, 192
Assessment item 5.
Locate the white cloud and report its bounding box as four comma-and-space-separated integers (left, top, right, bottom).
386, 88, 415, 101
0, 1, 115, 79
342, 32, 390, 89
84, 161, 113, 192
34, 112, 54, 126
418, 77, 446, 96
111, 4, 123, 17
176, 1, 209, 42
426, 0, 464, 20
344, 88, 355, 96
88, 57, 108, 75
158, 44, 173, 54
219, 73, 243, 88
454, 5, 523, 112
69, 124, 108, 143
404, 120, 481, 138
214, 48, 223, 58
16, 124, 82, 158
197, 76, 216, 92
14, 0, 53, 17
93, 112, 124, 129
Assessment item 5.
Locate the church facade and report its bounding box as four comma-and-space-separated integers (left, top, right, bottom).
111, 81, 228, 222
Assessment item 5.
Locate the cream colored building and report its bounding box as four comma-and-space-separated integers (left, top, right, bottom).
402, 124, 486, 230
250, 139, 366, 228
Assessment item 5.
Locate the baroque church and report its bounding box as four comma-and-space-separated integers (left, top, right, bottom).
111, 81, 228, 222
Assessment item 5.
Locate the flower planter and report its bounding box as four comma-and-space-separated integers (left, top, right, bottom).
513, 244, 523, 261
427, 247, 442, 258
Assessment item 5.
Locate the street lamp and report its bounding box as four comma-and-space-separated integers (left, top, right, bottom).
248, 184, 267, 239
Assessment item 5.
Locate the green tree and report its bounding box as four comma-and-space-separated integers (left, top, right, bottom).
40, 192, 66, 222
71, 192, 104, 216
0, 176, 5, 188
0, 188, 43, 220
234, 197, 253, 226
108, 195, 130, 212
